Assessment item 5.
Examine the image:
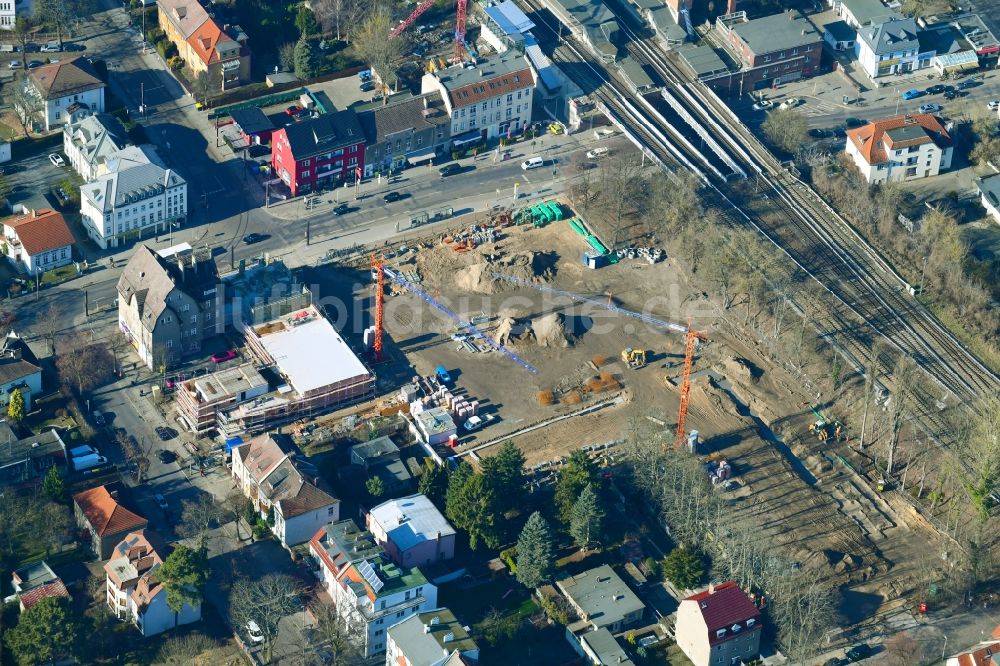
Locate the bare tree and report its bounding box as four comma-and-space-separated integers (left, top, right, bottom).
762, 108, 809, 155
54, 334, 114, 394
11, 17, 34, 69
116, 430, 151, 482
221, 489, 253, 542
859, 338, 884, 450
10, 82, 42, 136
883, 631, 926, 666
309, 602, 365, 665
961, 395, 1000, 525
353, 6, 404, 103
598, 156, 645, 250
768, 573, 837, 662
278, 41, 296, 72
885, 354, 916, 476
178, 493, 222, 551
229, 574, 303, 663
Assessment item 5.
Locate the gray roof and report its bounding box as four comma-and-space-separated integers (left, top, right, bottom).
838, 0, 900, 26
557, 565, 645, 629
387, 607, 478, 664
678, 44, 731, 77
648, 5, 687, 44
823, 20, 857, 43
116, 245, 216, 332
618, 56, 654, 90
229, 107, 275, 135
549, 0, 619, 59
0, 429, 66, 481
979, 173, 1000, 209
65, 113, 130, 170
858, 17, 920, 55
580, 628, 635, 666
731, 11, 822, 54
81, 161, 185, 214
358, 94, 450, 146
351, 435, 399, 463
11, 561, 58, 592
282, 110, 364, 158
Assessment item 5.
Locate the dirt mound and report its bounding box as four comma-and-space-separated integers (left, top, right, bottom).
495, 317, 534, 346
453, 252, 557, 294
722, 356, 761, 384
532, 312, 574, 348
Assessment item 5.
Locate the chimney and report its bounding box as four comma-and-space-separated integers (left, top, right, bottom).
423, 96, 429, 109
708, 583, 716, 595
479, 68, 484, 76
423, 624, 431, 634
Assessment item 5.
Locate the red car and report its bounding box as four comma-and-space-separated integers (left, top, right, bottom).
284, 105, 302, 116
211, 350, 237, 363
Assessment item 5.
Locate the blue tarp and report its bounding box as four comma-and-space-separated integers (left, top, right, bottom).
484, 0, 535, 36
224, 436, 244, 454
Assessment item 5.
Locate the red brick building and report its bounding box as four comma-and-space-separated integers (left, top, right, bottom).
271, 110, 366, 196
717, 11, 823, 91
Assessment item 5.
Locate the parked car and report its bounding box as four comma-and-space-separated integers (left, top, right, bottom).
7, 60, 21, 69
69, 445, 98, 458
593, 128, 614, 139
823, 658, 849, 666
211, 349, 237, 363
333, 203, 351, 215
63, 43, 85, 51
435, 365, 452, 384
27, 60, 43, 68
40, 43, 60, 53
284, 105, 302, 116
92, 409, 106, 426
845, 117, 866, 128
242, 233, 265, 244
943, 90, 957, 100
246, 620, 265, 644
586, 147, 610, 159
357, 69, 372, 82
48, 153, 65, 167
845, 644, 871, 662
463, 414, 496, 432
808, 128, 832, 139
752, 99, 773, 111
154, 493, 168, 510
902, 88, 923, 100
957, 79, 980, 90
779, 97, 800, 109
439, 163, 461, 177
293, 108, 311, 120
918, 103, 941, 113
521, 157, 543, 170
360, 80, 375, 92
71, 454, 108, 472
925, 84, 946, 94
155, 426, 176, 441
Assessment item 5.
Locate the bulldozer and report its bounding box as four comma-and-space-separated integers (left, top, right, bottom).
621, 348, 647, 369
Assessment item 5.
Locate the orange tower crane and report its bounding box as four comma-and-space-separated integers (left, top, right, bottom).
675, 328, 706, 449
371, 255, 385, 362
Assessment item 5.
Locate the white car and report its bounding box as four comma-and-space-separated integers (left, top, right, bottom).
918, 103, 941, 113
593, 128, 614, 140
48, 153, 65, 167
585, 147, 609, 159
7, 60, 21, 69
246, 620, 265, 644
521, 157, 543, 170
40, 44, 60, 53
779, 97, 801, 110
752, 99, 773, 111
988, 100, 1000, 110
154, 493, 168, 510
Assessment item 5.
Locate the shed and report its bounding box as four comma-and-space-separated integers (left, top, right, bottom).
229, 107, 276, 145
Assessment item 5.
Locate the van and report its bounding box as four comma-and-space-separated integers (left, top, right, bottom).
71, 454, 107, 472
69, 445, 98, 458
0, 44, 15, 53
521, 157, 543, 170
586, 147, 609, 159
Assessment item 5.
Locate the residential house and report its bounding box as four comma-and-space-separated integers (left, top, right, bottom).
421, 51, 535, 143
271, 110, 366, 196
716, 11, 823, 90
675, 582, 762, 666
977, 173, 1000, 224
946, 640, 1000, 666
557, 565, 645, 633
855, 17, 932, 78
0, 422, 67, 490
0, 332, 42, 412
358, 93, 451, 176
309, 519, 438, 657
228, 107, 275, 146
10, 561, 70, 613
367, 494, 456, 568
577, 628, 634, 665
349, 436, 413, 495
385, 607, 479, 666
156, 0, 251, 89
0, 0, 29, 31
2, 208, 75, 276
79, 151, 187, 250
845, 113, 953, 184
24, 57, 106, 131
116, 244, 219, 369
104, 529, 201, 636
73, 484, 149, 559
829, 0, 900, 29
231, 432, 340, 547
63, 112, 131, 181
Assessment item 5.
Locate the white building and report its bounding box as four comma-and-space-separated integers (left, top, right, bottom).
845, 113, 953, 184
855, 17, 931, 79
385, 607, 479, 666
829, 0, 900, 29
63, 112, 131, 181
24, 57, 106, 131
310, 519, 438, 658
0, 0, 31, 30
2, 207, 75, 276
978, 173, 1000, 224
231, 432, 340, 547
421, 51, 535, 143
103, 529, 201, 637
79, 157, 187, 249
367, 494, 457, 568
675, 582, 761, 666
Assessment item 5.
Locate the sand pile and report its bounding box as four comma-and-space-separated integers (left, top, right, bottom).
722, 356, 760, 384
495, 317, 534, 346
453, 252, 557, 295
532, 312, 574, 348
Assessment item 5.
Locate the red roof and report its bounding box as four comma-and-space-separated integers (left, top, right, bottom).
846, 113, 951, 165
73, 485, 147, 537
186, 19, 240, 66
19, 579, 70, 610
956, 642, 1000, 666
4, 208, 74, 256
685, 582, 761, 645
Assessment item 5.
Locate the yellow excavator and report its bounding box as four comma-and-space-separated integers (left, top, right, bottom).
622, 348, 647, 369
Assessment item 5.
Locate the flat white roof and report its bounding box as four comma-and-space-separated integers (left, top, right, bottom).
254, 306, 370, 394
369, 494, 456, 552
156, 242, 192, 259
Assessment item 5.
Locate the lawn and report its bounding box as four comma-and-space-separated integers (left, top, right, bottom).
438, 577, 534, 625
40, 263, 80, 286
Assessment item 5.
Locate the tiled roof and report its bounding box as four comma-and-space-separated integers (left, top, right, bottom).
0, 354, 40, 386
156, 0, 211, 39
73, 485, 148, 537
685, 582, 761, 645
358, 94, 450, 145
435, 54, 533, 109
28, 56, 104, 101
846, 113, 950, 165
186, 19, 240, 66
3, 208, 75, 256
19, 579, 69, 610
281, 110, 365, 159
954, 642, 1000, 666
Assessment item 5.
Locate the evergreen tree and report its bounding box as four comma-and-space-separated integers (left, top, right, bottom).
295, 6, 319, 36
569, 483, 604, 550
155, 545, 208, 615
5, 596, 82, 665
6, 387, 24, 422
660, 547, 705, 590
365, 475, 385, 499
554, 449, 595, 524
41, 465, 66, 503
481, 441, 526, 515
418, 460, 448, 507
445, 463, 500, 550
293, 38, 317, 80
445, 461, 474, 525
515, 512, 554, 589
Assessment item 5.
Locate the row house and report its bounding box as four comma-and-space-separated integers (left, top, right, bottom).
231, 432, 340, 547
855, 17, 930, 78
272, 110, 366, 196
358, 94, 451, 176
0, 333, 42, 413
309, 519, 438, 657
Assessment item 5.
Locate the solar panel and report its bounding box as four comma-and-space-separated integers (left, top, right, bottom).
357, 559, 384, 593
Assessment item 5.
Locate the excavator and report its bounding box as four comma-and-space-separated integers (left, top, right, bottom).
621, 348, 647, 369
807, 405, 843, 443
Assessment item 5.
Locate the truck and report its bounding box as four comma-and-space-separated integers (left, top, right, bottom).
71, 454, 108, 472
463, 414, 496, 432
69, 445, 98, 458
435, 365, 452, 385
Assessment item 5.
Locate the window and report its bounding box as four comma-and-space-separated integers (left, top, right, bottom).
416, 587, 423, 597
396, 610, 405, 618
506, 108, 512, 119
182, 304, 190, 312
380, 600, 386, 610
716, 629, 726, 639
302, 170, 310, 177
190, 328, 197, 335
374, 629, 383, 636
376, 618, 383, 625
404, 591, 410, 600
302, 159, 311, 167
166, 340, 174, 348
190, 315, 197, 323
328, 506, 336, 516
746, 619, 755, 627
506, 94, 513, 103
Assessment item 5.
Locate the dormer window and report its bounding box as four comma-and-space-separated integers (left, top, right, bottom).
716, 628, 726, 639
747, 618, 755, 628
731, 623, 741, 632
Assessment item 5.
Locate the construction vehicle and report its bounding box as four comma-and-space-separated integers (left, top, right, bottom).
807, 405, 843, 443
621, 348, 647, 369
